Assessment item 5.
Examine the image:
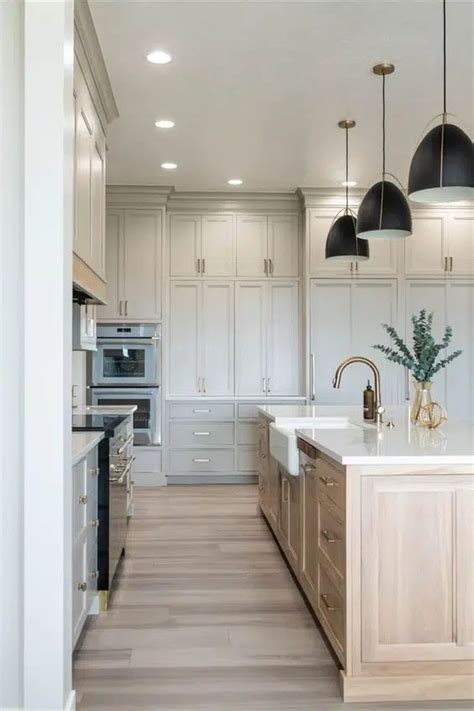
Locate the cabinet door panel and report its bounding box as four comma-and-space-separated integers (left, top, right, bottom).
310, 281, 352, 404
405, 215, 445, 276
446, 282, 474, 420
235, 283, 266, 396
201, 215, 234, 276
90, 141, 106, 278
236, 215, 267, 277
268, 214, 299, 277
98, 210, 123, 320
123, 210, 162, 320
357, 239, 399, 276
447, 215, 474, 276
352, 280, 399, 405
456, 487, 474, 649
202, 282, 234, 396
75, 107, 92, 263
169, 214, 200, 277
267, 282, 300, 396
361, 476, 468, 662
169, 282, 201, 396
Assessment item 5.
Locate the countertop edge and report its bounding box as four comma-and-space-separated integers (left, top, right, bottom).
72, 431, 105, 466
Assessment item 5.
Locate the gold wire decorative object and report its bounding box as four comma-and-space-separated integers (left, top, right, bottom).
418, 401, 447, 429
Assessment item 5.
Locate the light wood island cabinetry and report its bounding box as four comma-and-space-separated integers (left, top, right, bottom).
257, 411, 474, 704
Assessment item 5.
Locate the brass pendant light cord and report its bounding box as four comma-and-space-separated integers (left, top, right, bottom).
382, 73, 386, 179
443, 0, 447, 119
345, 126, 349, 211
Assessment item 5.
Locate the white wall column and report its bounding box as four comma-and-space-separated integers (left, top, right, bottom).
0, 1, 74, 708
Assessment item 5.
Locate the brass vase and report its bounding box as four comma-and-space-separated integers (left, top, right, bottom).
411, 380, 447, 428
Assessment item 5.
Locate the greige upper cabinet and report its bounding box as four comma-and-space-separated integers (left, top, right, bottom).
73, 59, 106, 286
98, 209, 162, 321
169, 214, 234, 277
308, 210, 399, 277
405, 211, 474, 277
168, 281, 234, 397
235, 281, 300, 396
236, 214, 299, 278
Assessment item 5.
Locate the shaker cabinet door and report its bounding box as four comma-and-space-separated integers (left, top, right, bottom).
236, 215, 268, 277
268, 214, 299, 277
202, 282, 234, 396
201, 215, 234, 276
267, 282, 300, 396
169, 282, 201, 396
235, 282, 267, 395
169, 214, 201, 277
123, 210, 162, 320
75, 106, 92, 263
97, 210, 123, 320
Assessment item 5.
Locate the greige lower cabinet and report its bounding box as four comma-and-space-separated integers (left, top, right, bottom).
257, 415, 474, 705
72, 446, 100, 648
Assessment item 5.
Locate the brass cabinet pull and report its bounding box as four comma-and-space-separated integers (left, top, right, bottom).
321, 593, 340, 612
321, 528, 338, 544
202, 258, 206, 274
77, 582, 87, 592
355, 261, 359, 272
444, 256, 448, 272
350, 262, 354, 273
197, 258, 201, 274
262, 377, 267, 393
282, 478, 289, 503
266, 377, 271, 394
269, 258, 274, 274
90, 519, 100, 528
319, 475, 337, 487
78, 495, 88, 505
119, 300, 123, 316
264, 258, 268, 275
90, 570, 99, 580
449, 256, 453, 272
202, 377, 206, 393
303, 463, 315, 474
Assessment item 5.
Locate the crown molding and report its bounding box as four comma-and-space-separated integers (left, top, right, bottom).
106, 184, 175, 208
74, 0, 119, 130
167, 190, 300, 213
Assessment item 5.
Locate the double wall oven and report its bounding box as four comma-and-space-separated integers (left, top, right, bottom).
90, 324, 161, 446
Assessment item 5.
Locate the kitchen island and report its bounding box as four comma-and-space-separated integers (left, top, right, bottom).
257, 405, 474, 704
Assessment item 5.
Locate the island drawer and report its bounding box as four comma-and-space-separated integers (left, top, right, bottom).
169, 448, 234, 472
318, 496, 345, 582
316, 458, 345, 511
169, 403, 234, 420
169, 421, 235, 447
317, 562, 345, 658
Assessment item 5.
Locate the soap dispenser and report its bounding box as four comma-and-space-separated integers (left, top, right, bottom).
363, 380, 375, 420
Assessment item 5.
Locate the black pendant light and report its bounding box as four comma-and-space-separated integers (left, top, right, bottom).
408, 0, 474, 203
326, 120, 369, 262
357, 64, 412, 240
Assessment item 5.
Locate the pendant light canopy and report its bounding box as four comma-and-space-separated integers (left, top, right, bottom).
408, 0, 474, 203
357, 63, 412, 240
326, 120, 370, 262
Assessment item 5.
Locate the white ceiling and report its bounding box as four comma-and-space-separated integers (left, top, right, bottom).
89, 0, 474, 192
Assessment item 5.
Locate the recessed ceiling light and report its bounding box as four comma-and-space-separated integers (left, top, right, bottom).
146, 50, 171, 64
342, 180, 357, 187
161, 162, 177, 170
155, 119, 175, 129
228, 178, 243, 186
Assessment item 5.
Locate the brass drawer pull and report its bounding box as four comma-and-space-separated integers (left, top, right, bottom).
321, 593, 340, 612
90, 518, 100, 528
77, 582, 87, 592
319, 475, 337, 487
78, 495, 88, 505
303, 463, 315, 474
321, 528, 338, 544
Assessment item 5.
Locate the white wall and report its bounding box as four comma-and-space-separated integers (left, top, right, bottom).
0, 1, 24, 706
0, 1, 75, 708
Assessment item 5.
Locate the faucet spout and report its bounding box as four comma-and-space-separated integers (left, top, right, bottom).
332, 356, 384, 425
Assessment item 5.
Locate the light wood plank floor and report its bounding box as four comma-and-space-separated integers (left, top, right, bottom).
74, 486, 472, 710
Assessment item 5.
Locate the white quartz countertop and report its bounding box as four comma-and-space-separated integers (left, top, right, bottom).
72, 431, 104, 466
259, 405, 474, 465
73, 405, 137, 416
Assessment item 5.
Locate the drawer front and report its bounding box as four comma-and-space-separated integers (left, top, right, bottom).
237, 446, 258, 472
169, 421, 235, 447
316, 458, 345, 511
318, 497, 345, 581
318, 563, 345, 653
169, 448, 234, 472
72, 537, 88, 642
236, 421, 258, 445
169, 402, 234, 420
73, 459, 88, 542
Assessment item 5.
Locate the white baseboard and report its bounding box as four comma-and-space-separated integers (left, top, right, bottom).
133, 471, 167, 486
65, 689, 76, 711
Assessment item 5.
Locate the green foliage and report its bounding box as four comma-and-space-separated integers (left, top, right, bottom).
373, 309, 462, 383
